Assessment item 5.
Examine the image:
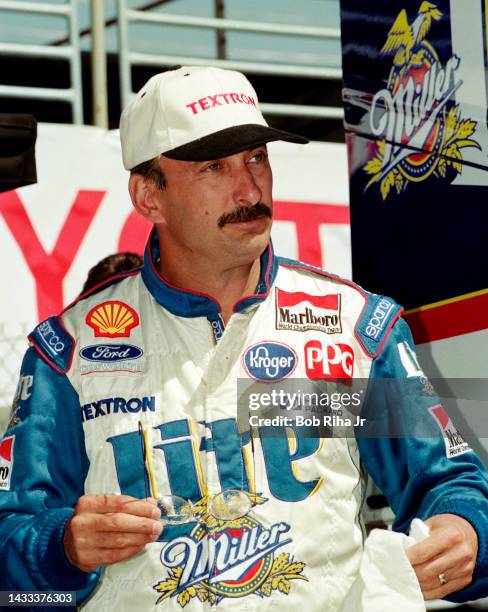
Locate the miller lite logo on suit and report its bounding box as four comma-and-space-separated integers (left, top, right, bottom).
364, 2, 479, 200
243, 342, 297, 381
153, 495, 306, 607
304, 340, 354, 380
429, 404, 470, 458
0, 436, 14, 490
275, 289, 341, 334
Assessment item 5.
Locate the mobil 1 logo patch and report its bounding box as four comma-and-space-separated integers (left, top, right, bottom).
275, 289, 342, 334
244, 342, 297, 381
80, 344, 144, 374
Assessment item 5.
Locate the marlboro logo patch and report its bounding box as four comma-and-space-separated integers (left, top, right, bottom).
275, 289, 341, 334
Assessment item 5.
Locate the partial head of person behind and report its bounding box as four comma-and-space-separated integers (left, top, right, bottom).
81, 252, 143, 294
119, 65, 309, 171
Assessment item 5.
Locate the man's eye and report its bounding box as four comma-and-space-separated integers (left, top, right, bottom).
249, 152, 268, 164
205, 162, 222, 172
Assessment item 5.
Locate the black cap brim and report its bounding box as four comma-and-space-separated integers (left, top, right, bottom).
163, 124, 309, 161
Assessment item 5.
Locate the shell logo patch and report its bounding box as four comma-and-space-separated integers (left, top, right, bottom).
153, 494, 307, 607
85, 301, 139, 338
364, 2, 480, 200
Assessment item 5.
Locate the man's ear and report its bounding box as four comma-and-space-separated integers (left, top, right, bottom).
128, 174, 166, 223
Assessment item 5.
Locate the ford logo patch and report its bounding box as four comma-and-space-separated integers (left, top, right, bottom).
244, 342, 297, 381
80, 344, 143, 362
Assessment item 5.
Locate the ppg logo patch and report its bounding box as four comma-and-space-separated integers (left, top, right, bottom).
244, 342, 297, 381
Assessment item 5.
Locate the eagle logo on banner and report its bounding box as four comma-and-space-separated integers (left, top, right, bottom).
364, 2, 480, 200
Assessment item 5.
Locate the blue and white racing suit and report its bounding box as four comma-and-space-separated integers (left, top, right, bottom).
1, 229, 487, 610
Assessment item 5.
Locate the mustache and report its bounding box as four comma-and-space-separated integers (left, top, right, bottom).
218, 203, 272, 228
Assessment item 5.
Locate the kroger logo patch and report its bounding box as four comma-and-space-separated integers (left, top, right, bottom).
244, 342, 297, 381
80, 344, 143, 362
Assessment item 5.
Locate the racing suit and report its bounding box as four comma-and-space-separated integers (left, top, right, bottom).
1, 229, 487, 611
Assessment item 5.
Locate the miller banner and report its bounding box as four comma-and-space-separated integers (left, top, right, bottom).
341, 0, 488, 347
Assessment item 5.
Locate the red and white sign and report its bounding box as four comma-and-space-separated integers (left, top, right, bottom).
304, 340, 354, 380
0, 435, 14, 490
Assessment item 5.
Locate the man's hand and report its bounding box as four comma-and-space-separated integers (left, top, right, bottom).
63, 494, 162, 572
405, 513, 478, 600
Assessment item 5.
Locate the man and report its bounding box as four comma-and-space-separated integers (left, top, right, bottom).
0, 66, 487, 611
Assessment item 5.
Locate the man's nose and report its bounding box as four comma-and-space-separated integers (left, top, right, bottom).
232, 166, 262, 206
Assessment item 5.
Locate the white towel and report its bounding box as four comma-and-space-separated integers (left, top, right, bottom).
339, 519, 429, 612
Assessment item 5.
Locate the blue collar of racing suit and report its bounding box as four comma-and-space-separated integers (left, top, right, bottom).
141, 227, 278, 318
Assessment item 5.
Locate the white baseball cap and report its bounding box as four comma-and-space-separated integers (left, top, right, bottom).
119, 65, 308, 169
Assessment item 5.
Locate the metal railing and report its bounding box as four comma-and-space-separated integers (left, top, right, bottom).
0, 0, 83, 124
117, 0, 343, 121
0, 1, 343, 126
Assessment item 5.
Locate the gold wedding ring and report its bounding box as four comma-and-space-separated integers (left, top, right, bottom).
438, 573, 447, 586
